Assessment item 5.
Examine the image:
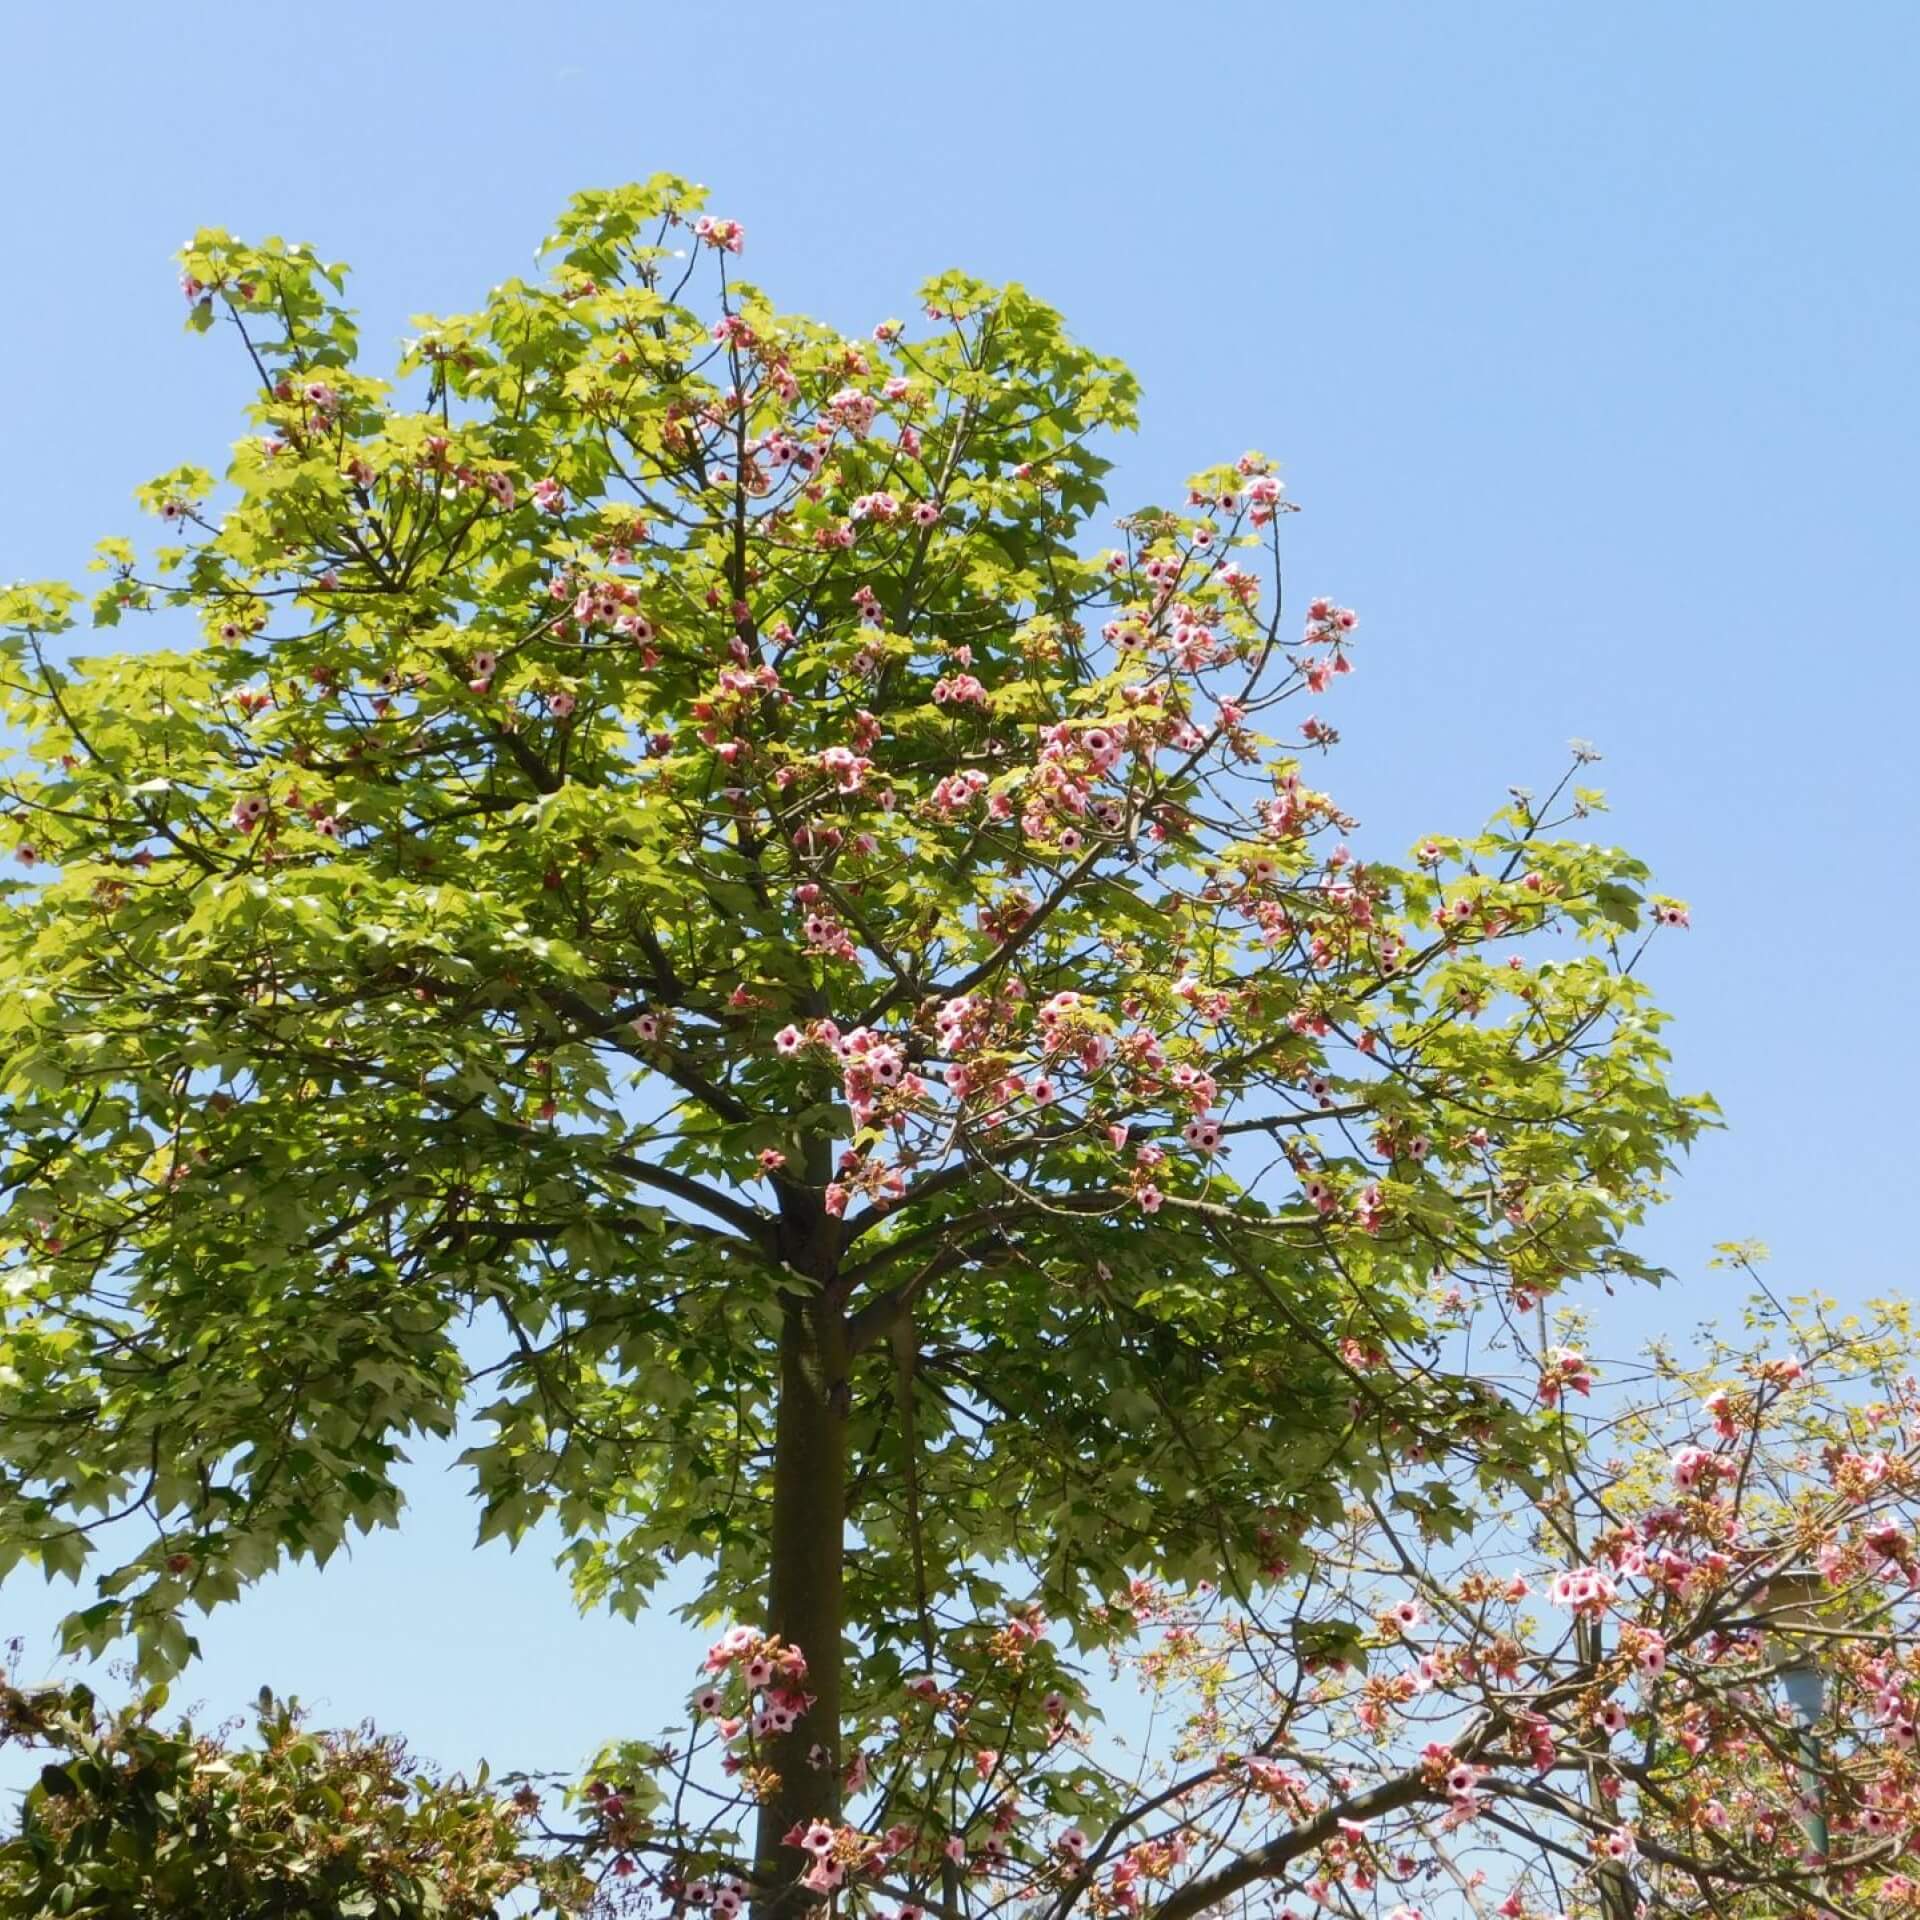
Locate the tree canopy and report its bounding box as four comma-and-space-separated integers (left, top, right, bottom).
0, 1670, 539, 1918
0, 175, 1708, 1878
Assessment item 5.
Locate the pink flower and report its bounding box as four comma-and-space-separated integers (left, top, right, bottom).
1539, 1346, 1594, 1405
1352, 1180, 1386, 1233
1548, 1566, 1617, 1615
1137, 1185, 1163, 1214
932, 672, 990, 708
827, 386, 878, 434
774, 1025, 804, 1055
694, 215, 745, 254
1671, 1445, 1713, 1491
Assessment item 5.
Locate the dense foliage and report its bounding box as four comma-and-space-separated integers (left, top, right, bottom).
0, 1671, 535, 1917
0, 175, 1709, 1881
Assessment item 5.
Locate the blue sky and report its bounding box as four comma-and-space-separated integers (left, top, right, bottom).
2, 0, 1916, 1792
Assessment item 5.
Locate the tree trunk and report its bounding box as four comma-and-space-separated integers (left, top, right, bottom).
753, 1292, 849, 1917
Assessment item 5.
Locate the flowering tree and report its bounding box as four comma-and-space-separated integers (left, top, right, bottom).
13, 1286, 1920, 1920
0, 176, 1709, 1895
507, 1286, 1920, 1920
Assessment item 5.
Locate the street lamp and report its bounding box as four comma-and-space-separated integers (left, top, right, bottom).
1760, 1566, 1831, 1871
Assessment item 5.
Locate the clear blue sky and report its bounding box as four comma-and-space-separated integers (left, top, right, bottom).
3, 0, 1916, 1793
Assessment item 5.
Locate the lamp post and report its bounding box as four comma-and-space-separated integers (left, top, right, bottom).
1760, 1567, 1831, 1874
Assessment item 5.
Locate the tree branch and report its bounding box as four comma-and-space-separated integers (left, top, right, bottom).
1146, 1767, 1433, 1920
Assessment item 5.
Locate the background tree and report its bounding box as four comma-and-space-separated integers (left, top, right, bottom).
0, 1667, 541, 1917
0, 177, 1708, 1895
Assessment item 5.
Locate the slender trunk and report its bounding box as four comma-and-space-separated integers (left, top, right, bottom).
754, 1291, 849, 1917
1538, 1305, 1634, 1920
